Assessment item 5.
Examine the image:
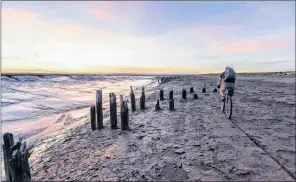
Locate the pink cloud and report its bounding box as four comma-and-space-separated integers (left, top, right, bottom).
84, 8, 115, 20
2, 8, 37, 25
2, 8, 119, 41
82, 2, 144, 21
222, 42, 288, 53
219, 32, 294, 53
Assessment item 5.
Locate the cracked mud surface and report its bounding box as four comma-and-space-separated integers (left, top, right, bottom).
29, 75, 295, 181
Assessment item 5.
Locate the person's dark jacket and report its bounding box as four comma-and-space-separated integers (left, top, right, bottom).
220, 72, 235, 83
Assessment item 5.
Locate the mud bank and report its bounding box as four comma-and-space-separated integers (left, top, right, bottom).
29, 75, 295, 181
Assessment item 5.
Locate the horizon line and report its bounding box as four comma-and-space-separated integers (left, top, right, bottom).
2, 70, 295, 76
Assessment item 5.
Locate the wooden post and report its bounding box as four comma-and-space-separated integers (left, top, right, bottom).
160, 90, 164, 101
202, 84, 206, 93
169, 90, 174, 100
120, 95, 124, 129
125, 100, 129, 129
3, 133, 31, 182
155, 99, 161, 111
140, 87, 145, 110
120, 96, 129, 130
96, 90, 103, 130
182, 89, 187, 99
90, 105, 96, 130
169, 99, 175, 111
3, 133, 14, 182
120, 95, 123, 117
130, 86, 136, 112
109, 93, 117, 129
10, 141, 31, 182
190, 87, 194, 93
193, 94, 198, 99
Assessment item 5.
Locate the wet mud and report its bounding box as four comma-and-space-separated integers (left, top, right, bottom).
29, 75, 295, 181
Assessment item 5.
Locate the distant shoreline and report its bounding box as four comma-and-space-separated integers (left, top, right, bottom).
1, 73, 192, 77
204, 71, 296, 77
1, 71, 295, 77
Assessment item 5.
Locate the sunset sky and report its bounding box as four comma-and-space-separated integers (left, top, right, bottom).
2, 1, 295, 74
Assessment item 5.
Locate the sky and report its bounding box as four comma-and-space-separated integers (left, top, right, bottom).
2, 1, 295, 74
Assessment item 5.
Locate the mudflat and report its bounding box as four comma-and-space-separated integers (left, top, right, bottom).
29, 75, 296, 181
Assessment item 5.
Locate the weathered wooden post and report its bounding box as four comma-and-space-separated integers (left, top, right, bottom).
202, 84, 206, 93
140, 87, 145, 110
3, 133, 32, 182
155, 99, 161, 111
120, 95, 123, 116
3, 133, 14, 182
96, 90, 103, 130
109, 93, 117, 129
190, 87, 194, 93
169, 99, 175, 111
90, 105, 96, 130
160, 89, 164, 101
125, 100, 129, 128
193, 94, 198, 99
130, 86, 136, 112
169, 90, 174, 100
10, 140, 31, 182
213, 88, 217, 92
182, 89, 187, 99
120, 95, 129, 130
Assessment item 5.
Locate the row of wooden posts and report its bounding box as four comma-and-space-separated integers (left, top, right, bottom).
157, 84, 217, 110
90, 86, 147, 131
90, 82, 218, 131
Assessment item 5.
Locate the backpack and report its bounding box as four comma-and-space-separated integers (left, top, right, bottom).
224, 67, 236, 79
